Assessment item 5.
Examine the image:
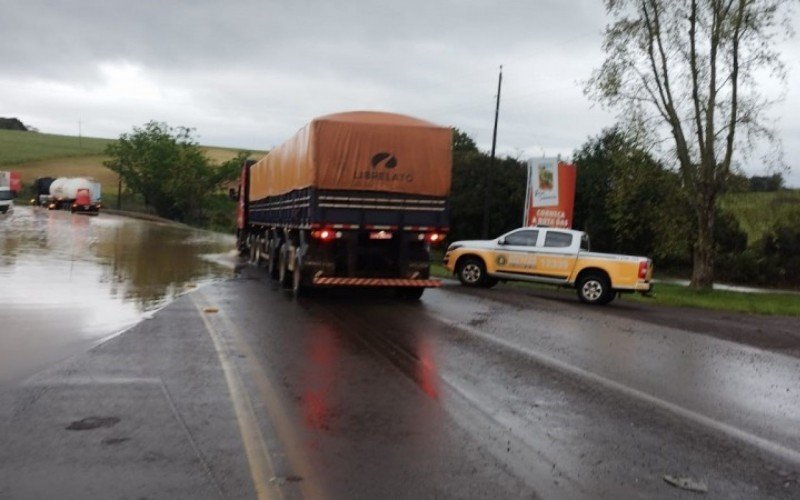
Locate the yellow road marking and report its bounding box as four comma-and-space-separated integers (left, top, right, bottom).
191, 294, 279, 500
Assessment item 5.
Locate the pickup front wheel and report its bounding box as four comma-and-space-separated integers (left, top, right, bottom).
457, 257, 488, 287
577, 273, 614, 305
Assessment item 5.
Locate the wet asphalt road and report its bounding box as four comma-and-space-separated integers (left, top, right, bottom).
1, 209, 800, 498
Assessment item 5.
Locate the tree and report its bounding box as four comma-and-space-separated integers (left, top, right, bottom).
573, 128, 693, 264
588, 0, 794, 289
448, 128, 527, 242
104, 121, 244, 223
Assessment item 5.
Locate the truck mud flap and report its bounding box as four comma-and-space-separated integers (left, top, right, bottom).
312, 277, 441, 288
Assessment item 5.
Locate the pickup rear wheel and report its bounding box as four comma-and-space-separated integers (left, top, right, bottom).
577, 273, 614, 305
457, 257, 488, 287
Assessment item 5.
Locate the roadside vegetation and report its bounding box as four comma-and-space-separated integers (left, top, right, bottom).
104, 122, 249, 231
1, 122, 262, 232
448, 127, 800, 291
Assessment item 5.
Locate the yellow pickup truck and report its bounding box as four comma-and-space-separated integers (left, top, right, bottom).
443, 227, 653, 305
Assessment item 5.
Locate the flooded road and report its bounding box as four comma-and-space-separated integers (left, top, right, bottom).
0, 207, 234, 385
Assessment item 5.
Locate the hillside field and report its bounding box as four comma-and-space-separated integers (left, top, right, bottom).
720, 190, 800, 245
0, 129, 265, 199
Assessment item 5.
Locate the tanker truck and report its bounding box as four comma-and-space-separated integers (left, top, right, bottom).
233, 111, 452, 299
48, 177, 102, 214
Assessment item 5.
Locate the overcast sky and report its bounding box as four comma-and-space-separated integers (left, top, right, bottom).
2, 0, 799, 186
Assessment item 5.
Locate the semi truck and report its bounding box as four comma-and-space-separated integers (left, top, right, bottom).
234, 111, 452, 298
31, 177, 55, 206
48, 177, 102, 213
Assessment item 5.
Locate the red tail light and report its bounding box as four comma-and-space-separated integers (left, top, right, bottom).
311, 229, 336, 241
425, 233, 444, 244
638, 260, 649, 279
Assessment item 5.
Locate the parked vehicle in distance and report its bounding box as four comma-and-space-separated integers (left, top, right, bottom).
443, 227, 653, 304
48, 177, 102, 213
0, 186, 14, 214
31, 177, 55, 207
233, 111, 452, 299
70, 188, 99, 215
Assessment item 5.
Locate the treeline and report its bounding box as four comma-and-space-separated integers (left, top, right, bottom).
105, 122, 245, 230
448, 128, 800, 287
0, 117, 34, 131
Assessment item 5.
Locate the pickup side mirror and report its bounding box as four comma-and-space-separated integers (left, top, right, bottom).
497, 238, 506, 246
228, 188, 238, 201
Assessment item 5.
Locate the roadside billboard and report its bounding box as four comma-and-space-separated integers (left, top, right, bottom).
523, 158, 576, 228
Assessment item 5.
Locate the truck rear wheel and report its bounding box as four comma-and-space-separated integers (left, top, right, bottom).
577, 273, 614, 305
457, 257, 488, 287
291, 256, 306, 298
278, 244, 292, 288
267, 241, 279, 279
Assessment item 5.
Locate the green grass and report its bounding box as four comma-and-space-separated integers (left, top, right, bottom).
0, 129, 113, 164
625, 282, 800, 316
721, 190, 800, 244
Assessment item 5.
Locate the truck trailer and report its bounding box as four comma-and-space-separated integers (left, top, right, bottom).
234, 111, 452, 298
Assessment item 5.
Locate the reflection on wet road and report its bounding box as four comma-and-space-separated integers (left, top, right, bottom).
0, 207, 234, 385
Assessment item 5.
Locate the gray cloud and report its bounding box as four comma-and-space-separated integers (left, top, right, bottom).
2, 0, 798, 185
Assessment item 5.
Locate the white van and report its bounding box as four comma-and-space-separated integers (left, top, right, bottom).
0, 187, 14, 214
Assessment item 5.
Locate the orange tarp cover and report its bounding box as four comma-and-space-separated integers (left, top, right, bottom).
249, 111, 452, 200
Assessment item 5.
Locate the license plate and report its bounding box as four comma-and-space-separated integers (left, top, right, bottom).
369, 231, 392, 240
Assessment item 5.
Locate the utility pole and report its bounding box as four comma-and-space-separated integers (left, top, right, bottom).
482, 65, 503, 239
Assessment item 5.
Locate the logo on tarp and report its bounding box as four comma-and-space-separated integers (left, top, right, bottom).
496, 255, 507, 266
371, 152, 398, 169
354, 152, 412, 183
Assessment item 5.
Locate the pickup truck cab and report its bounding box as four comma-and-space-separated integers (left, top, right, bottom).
443, 227, 653, 304
0, 187, 14, 214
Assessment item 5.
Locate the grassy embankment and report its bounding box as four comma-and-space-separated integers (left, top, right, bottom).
0, 129, 262, 220
430, 257, 800, 316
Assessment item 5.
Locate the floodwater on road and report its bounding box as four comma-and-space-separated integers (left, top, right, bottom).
0, 206, 235, 385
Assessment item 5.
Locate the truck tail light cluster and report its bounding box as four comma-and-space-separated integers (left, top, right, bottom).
311, 229, 339, 241
638, 260, 650, 280
418, 232, 445, 244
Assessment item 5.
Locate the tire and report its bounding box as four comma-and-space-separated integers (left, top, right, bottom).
577, 273, 614, 305
457, 257, 487, 287
267, 241, 279, 280
254, 238, 266, 267
396, 287, 425, 300
291, 256, 306, 298
246, 235, 256, 264
277, 244, 292, 288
